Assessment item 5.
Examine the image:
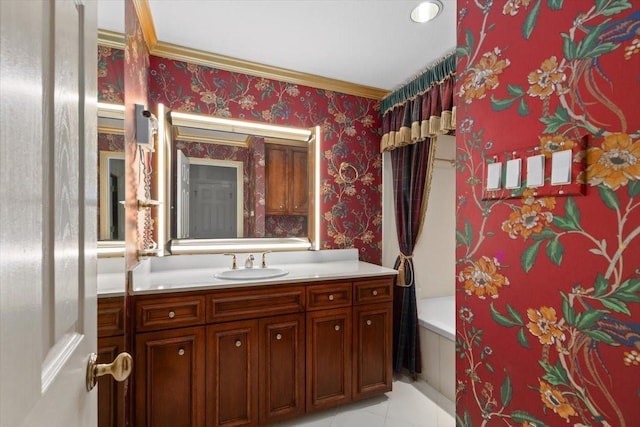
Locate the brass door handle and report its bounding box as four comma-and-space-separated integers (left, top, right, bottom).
86, 352, 133, 391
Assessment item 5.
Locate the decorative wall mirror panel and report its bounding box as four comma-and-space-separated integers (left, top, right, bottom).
163, 110, 320, 254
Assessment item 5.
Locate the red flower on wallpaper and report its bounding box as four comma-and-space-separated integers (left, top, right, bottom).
527, 56, 567, 100
585, 132, 640, 190
502, 189, 556, 240
458, 48, 511, 104
458, 256, 510, 299
502, 0, 532, 16
538, 380, 577, 422
525, 306, 565, 345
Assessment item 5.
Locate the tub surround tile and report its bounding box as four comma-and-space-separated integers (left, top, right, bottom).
439, 338, 455, 402
420, 328, 441, 391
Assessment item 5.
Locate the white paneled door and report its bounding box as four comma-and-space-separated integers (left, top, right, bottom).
0, 1, 99, 426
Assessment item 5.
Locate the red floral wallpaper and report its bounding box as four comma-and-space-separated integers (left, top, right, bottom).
123, 0, 150, 268
98, 46, 124, 103
145, 55, 383, 263
456, 1, 639, 426
98, 49, 382, 262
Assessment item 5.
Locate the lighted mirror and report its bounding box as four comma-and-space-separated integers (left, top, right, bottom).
162, 110, 320, 254
97, 102, 126, 256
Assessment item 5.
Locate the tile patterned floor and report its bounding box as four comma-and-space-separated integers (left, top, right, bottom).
277, 376, 455, 427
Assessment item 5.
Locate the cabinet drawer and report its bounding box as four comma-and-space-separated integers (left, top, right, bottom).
135, 295, 206, 332
353, 278, 393, 305
98, 297, 124, 338
306, 282, 352, 311
207, 286, 305, 323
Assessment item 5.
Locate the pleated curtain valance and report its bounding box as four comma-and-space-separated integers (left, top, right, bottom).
380, 53, 456, 152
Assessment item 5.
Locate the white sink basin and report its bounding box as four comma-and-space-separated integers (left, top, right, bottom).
215, 267, 289, 281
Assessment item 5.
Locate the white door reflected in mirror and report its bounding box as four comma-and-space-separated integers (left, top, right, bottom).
99, 151, 125, 240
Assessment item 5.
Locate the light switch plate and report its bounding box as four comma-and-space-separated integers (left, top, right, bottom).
551, 149, 572, 185
526, 154, 545, 187
486, 162, 502, 190
505, 158, 522, 190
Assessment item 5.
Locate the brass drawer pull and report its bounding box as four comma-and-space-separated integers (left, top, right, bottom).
366, 320, 372, 326
235, 340, 242, 347
334, 325, 340, 331
276, 333, 282, 340
328, 294, 334, 301
178, 348, 185, 356
372, 290, 378, 296
168, 311, 176, 319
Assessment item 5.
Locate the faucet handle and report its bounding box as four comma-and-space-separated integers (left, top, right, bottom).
260, 250, 272, 268
245, 254, 255, 269
223, 253, 237, 269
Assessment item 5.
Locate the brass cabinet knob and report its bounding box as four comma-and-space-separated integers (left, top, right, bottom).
372, 290, 378, 296
235, 340, 242, 347
334, 325, 340, 331
276, 333, 282, 340
366, 320, 372, 326
168, 311, 176, 319
86, 352, 133, 391
328, 294, 334, 301
178, 348, 185, 356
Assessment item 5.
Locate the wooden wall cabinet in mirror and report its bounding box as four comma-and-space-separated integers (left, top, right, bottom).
164, 111, 320, 255
266, 143, 308, 216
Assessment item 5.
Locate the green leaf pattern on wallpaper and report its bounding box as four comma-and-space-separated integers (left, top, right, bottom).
456, 1, 639, 426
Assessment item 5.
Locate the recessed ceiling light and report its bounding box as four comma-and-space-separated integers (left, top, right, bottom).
410, 1, 442, 23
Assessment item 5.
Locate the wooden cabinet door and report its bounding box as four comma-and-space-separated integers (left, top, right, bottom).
306, 307, 352, 412
97, 336, 125, 427
259, 314, 305, 424
206, 320, 259, 426
135, 327, 205, 427
353, 303, 393, 400
265, 145, 288, 214
290, 147, 308, 214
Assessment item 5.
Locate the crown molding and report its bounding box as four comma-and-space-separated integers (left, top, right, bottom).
152, 41, 390, 100
132, 0, 158, 51
96, 29, 390, 100
98, 29, 125, 49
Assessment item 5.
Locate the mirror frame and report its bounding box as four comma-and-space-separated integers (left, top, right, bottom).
162, 109, 320, 255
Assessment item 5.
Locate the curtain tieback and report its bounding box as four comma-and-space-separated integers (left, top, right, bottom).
396, 252, 413, 287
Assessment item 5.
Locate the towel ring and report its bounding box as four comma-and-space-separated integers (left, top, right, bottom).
338, 162, 358, 184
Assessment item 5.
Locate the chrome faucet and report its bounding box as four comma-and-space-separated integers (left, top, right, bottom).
245, 254, 255, 269
223, 253, 237, 269
260, 250, 271, 268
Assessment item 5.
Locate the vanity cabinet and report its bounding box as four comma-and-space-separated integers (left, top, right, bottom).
135, 326, 206, 427
206, 319, 259, 426
265, 143, 308, 215
123, 274, 393, 427
97, 297, 125, 427
133, 294, 207, 427
306, 307, 352, 411
258, 313, 306, 424
352, 278, 393, 399
305, 281, 353, 411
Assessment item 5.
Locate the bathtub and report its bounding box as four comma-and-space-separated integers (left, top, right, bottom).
418, 296, 455, 402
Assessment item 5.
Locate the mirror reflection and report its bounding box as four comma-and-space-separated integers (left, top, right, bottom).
167, 111, 312, 242
97, 103, 125, 243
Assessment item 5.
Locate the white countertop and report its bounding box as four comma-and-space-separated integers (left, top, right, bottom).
98, 249, 397, 296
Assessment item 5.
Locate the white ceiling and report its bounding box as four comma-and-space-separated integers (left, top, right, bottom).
97, 0, 457, 92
